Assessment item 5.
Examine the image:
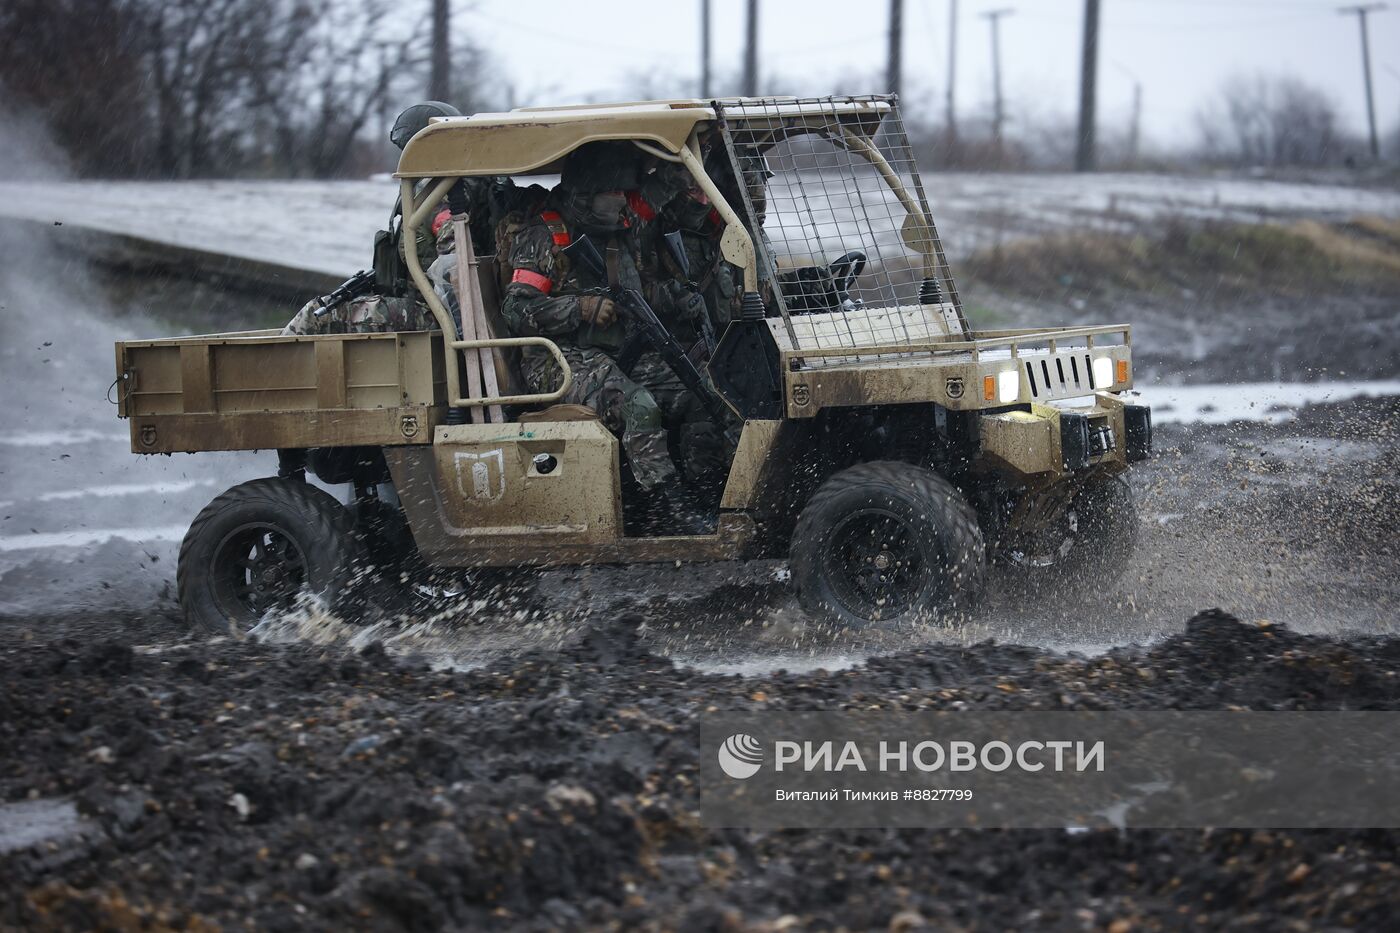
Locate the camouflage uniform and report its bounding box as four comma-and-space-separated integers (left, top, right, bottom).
284, 178, 475, 339
499, 210, 677, 492
657, 195, 740, 329
281, 293, 435, 336
623, 351, 729, 488
630, 178, 738, 490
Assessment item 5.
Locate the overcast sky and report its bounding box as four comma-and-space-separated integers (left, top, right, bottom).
464, 0, 1400, 149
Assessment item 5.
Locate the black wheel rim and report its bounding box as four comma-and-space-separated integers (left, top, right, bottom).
210, 522, 309, 627
819, 508, 928, 621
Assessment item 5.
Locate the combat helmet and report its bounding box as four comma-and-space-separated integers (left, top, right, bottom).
390, 101, 461, 151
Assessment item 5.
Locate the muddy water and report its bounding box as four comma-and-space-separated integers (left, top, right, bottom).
234, 394, 1400, 674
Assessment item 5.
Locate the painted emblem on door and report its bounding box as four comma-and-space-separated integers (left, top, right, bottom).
454, 449, 505, 501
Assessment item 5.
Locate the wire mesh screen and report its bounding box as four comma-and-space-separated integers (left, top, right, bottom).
714, 95, 967, 359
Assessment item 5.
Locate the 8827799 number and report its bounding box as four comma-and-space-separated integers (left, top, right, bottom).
905, 789, 973, 801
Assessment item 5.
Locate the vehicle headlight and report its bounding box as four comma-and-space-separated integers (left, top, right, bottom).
997, 369, 1020, 403
1092, 355, 1114, 388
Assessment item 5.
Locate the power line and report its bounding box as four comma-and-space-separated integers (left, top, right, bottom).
763, 32, 884, 61
1018, 9, 1329, 30
1117, 0, 1338, 6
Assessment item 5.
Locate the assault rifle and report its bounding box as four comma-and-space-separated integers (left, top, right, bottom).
661, 229, 719, 362
563, 235, 735, 431
311, 269, 377, 317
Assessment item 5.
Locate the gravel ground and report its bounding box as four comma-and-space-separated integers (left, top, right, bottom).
3, 610, 1400, 931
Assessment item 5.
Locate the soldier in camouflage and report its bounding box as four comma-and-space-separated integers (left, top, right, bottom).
625, 157, 735, 495
498, 142, 681, 500
281, 293, 436, 336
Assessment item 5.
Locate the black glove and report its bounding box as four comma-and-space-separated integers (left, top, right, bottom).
663, 279, 707, 322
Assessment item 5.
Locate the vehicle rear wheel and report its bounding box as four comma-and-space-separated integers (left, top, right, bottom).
789, 462, 985, 628
1000, 475, 1138, 595
177, 478, 364, 635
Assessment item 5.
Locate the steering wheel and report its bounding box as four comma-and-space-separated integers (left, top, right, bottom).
828, 251, 867, 296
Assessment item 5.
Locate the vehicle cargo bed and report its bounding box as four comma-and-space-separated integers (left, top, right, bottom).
115, 330, 446, 453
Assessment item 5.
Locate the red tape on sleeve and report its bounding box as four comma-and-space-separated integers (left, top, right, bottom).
511, 268, 553, 294
626, 191, 656, 222
431, 209, 452, 236
539, 210, 572, 246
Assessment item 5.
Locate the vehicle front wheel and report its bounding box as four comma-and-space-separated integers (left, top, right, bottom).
177, 478, 364, 635
999, 475, 1138, 595
789, 462, 986, 628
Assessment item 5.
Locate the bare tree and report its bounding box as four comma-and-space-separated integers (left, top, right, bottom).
0, 0, 151, 176
138, 0, 314, 176
1196, 74, 1346, 168
1, 0, 481, 178
246, 0, 429, 177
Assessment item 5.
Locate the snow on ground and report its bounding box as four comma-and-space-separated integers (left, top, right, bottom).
0, 179, 393, 277
1, 173, 1396, 279
1135, 381, 1400, 425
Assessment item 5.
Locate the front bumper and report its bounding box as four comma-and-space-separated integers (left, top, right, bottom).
978, 392, 1151, 478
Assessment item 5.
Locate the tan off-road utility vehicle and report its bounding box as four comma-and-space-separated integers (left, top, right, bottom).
114, 95, 1151, 634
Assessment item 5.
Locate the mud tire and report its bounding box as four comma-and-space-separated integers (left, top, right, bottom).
177, 478, 364, 635
789, 461, 986, 628
1004, 476, 1139, 596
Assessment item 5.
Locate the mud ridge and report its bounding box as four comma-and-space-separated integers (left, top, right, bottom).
3, 610, 1400, 930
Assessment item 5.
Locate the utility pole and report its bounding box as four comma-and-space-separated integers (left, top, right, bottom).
1074, 0, 1100, 172
888, 0, 903, 97
700, 0, 712, 98
1128, 81, 1142, 166
429, 0, 450, 101
1339, 4, 1386, 160
744, 0, 760, 97
946, 0, 959, 151
981, 8, 1014, 161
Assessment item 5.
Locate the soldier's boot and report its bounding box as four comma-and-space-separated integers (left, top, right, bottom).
621, 430, 715, 537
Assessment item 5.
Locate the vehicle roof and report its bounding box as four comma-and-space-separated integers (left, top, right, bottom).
394, 96, 891, 179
